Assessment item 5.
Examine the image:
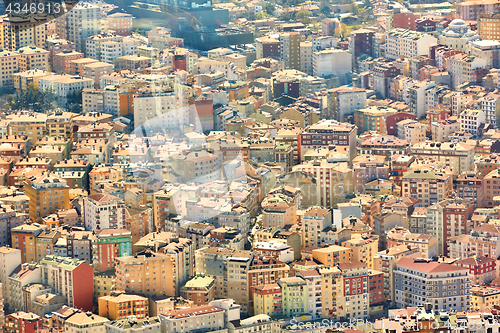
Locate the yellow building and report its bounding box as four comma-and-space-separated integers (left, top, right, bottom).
94, 273, 116, 302
0, 50, 20, 87
47, 111, 75, 139
319, 267, 344, 319
293, 160, 353, 208
355, 106, 398, 134
1, 16, 47, 51
312, 245, 352, 267
24, 173, 70, 223
98, 293, 149, 320
13, 69, 52, 91
18, 46, 50, 71
470, 286, 500, 311
6, 111, 47, 145
221, 80, 249, 101
253, 284, 282, 317
479, 14, 500, 41
342, 235, 379, 270
115, 239, 193, 297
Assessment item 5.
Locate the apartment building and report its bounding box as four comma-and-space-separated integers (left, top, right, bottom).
301, 206, 337, 248
411, 141, 475, 176
159, 305, 225, 333
401, 169, 452, 207
107, 13, 133, 36
279, 32, 300, 70
313, 48, 352, 85
24, 173, 70, 223
427, 198, 474, 256
66, 3, 101, 53
83, 194, 126, 230
448, 224, 500, 259
115, 240, 193, 297
298, 119, 357, 162
98, 293, 148, 320
374, 245, 421, 305
459, 109, 485, 136
0, 50, 20, 87
18, 47, 49, 72
39, 256, 94, 311
394, 258, 471, 312
385, 29, 437, 60
2, 16, 46, 51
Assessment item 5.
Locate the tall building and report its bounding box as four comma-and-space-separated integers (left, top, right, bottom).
95, 229, 132, 272
0, 248, 21, 309
115, 239, 193, 297
279, 32, 300, 70
427, 198, 474, 256
394, 258, 471, 312
83, 194, 126, 230
479, 14, 500, 40
11, 224, 46, 263
1, 17, 47, 51
39, 256, 94, 311
66, 3, 101, 53
385, 29, 437, 60
0, 50, 20, 87
24, 174, 70, 223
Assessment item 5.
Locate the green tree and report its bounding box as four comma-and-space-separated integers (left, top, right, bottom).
264, 3, 275, 15
320, 5, 330, 15
255, 11, 269, 19
348, 3, 359, 14
67, 89, 83, 113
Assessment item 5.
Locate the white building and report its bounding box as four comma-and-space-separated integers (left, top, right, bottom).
385, 28, 437, 60
83, 193, 126, 230
159, 305, 226, 333
438, 19, 481, 53
479, 93, 500, 127
313, 48, 352, 84
449, 53, 487, 89
394, 258, 471, 312
0, 248, 21, 309
312, 36, 338, 51
66, 3, 101, 54
460, 109, 485, 136
133, 89, 190, 128
39, 74, 93, 101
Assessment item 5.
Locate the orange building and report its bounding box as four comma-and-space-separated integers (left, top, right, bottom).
11, 223, 47, 263
312, 245, 352, 267
89, 166, 123, 191
115, 239, 193, 297
125, 207, 152, 244
98, 293, 148, 320
24, 173, 70, 223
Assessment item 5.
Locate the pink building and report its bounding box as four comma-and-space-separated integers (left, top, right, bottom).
53, 51, 84, 74
107, 13, 133, 36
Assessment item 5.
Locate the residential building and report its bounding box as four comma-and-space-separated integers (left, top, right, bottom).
39, 256, 94, 311
98, 293, 148, 320
394, 258, 471, 312
83, 194, 126, 230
